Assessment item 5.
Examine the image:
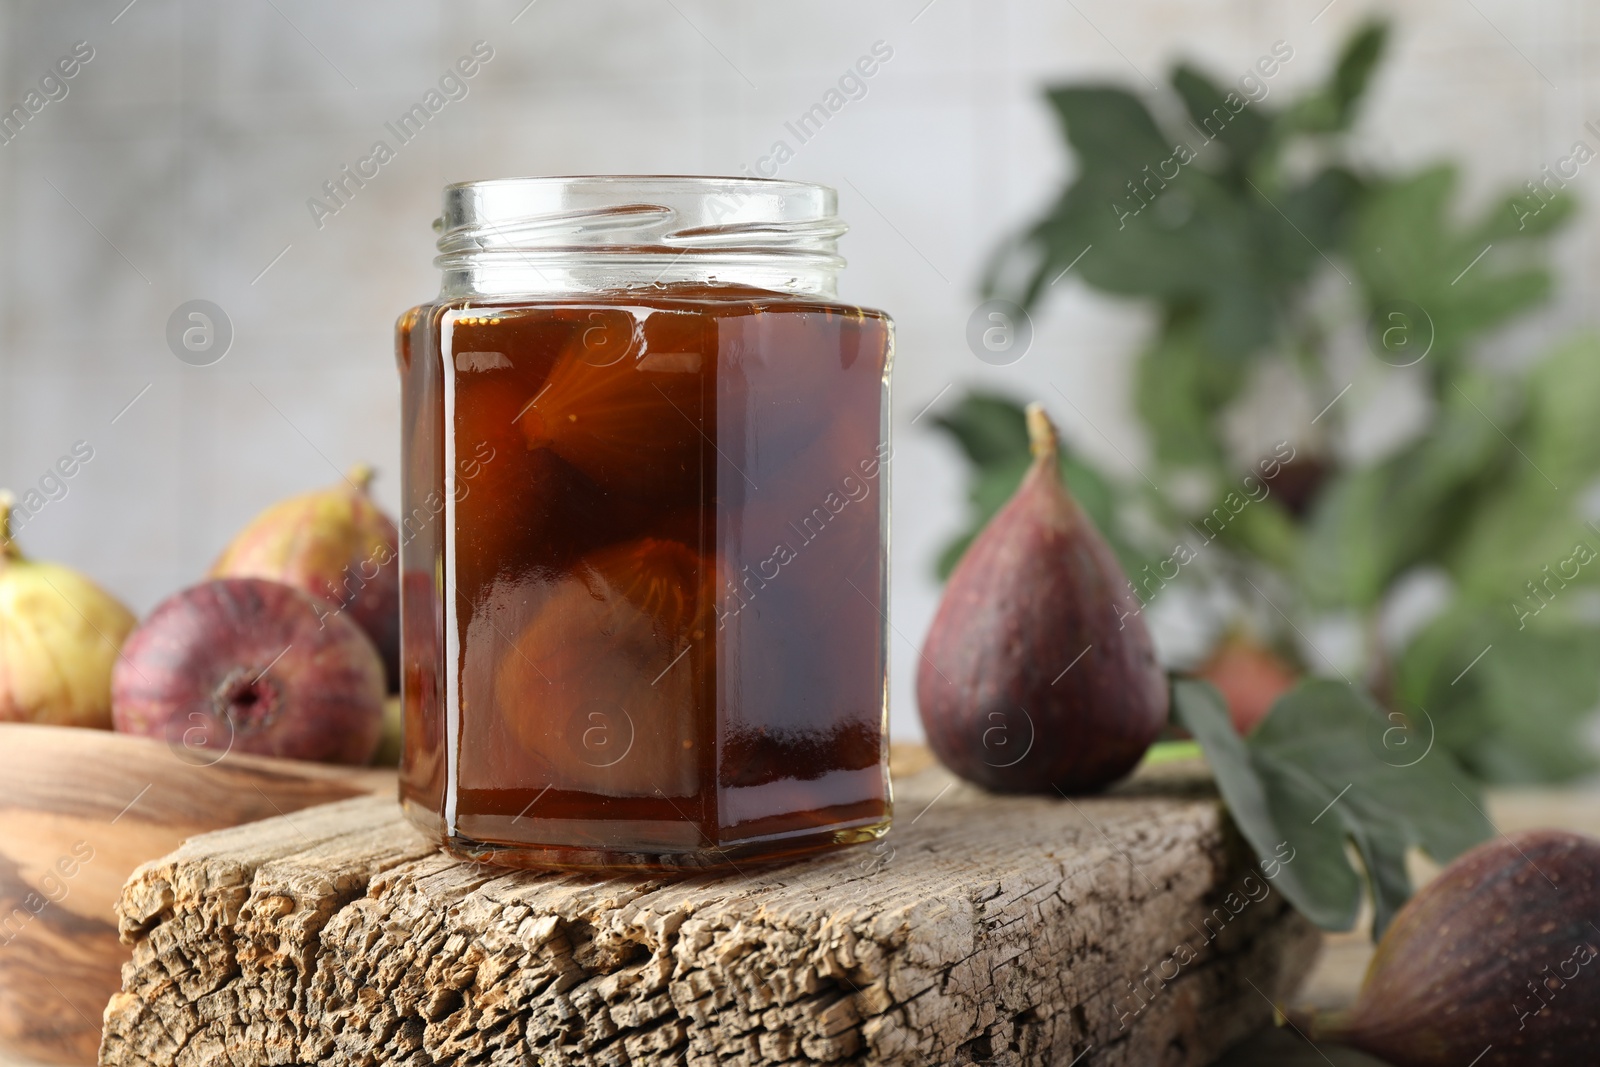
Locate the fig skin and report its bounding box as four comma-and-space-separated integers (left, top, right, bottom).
0, 491, 137, 727
112, 577, 385, 764
210, 464, 401, 692
916, 404, 1167, 794
1290, 829, 1600, 1066
1196, 633, 1298, 735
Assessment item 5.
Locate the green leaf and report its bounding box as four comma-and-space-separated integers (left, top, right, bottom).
1298, 372, 1513, 608
935, 454, 1029, 577
1330, 21, 1388, 123
1481, 187, 1577, 240
1281, 20, 1389, 133
1044, 85, 1173, 175
1393, 610, 1600, 783
928, 391, 1031, 467
1005, 87, 1321, 358
1134, 322, 1246, 468
1278, 165, 1365, 254
1173, 678, 1493, 938
1448, 335, 1600, 602
1349, 165, 1567, 368
1171, 63, 1273, 170
1210, 495, 1302, 572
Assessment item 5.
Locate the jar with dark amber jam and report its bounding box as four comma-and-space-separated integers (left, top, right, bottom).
396, 177, 893, 869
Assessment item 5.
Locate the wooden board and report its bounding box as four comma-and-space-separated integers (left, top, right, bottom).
101, 759, 1320, 1067
0, 724, 392, 1066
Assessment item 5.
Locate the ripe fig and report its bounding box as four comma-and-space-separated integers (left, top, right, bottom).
916, 404, 1166, 793
1196, 633, 1298, 735
1289, 830, 1600, 1066
210, 464, 400, 692
112, 577, 385, 764
0, 491, 136, 727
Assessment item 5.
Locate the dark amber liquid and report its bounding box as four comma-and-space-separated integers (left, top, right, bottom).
396, 285, 892, 868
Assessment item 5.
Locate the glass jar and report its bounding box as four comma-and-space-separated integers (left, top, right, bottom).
395, 176, 893, 870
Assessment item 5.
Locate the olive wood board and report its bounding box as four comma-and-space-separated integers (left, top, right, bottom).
0, 724, 394, 1067
98, 757, 1320, 1067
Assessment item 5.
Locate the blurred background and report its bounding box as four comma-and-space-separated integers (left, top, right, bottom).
0, 0, 1593, 749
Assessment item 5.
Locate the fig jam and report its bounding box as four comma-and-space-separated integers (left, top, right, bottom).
397, 184, 893, 871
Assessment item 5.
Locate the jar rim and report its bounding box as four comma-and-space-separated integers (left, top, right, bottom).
441, 174, 835, 196
434, 174, 847, 299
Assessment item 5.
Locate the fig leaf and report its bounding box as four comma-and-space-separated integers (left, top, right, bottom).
1348, 164, 1567, 367
1173, 677, 1494, 940
1393, 610, 1600, 783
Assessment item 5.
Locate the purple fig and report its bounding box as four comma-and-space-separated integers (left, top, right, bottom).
1289, 829, 1600, 1067
210, 464, 400, 692
916, 403, 1166, 793
112, 577, 385, 764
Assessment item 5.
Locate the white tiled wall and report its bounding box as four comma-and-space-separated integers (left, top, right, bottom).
0, 0, 1591, 742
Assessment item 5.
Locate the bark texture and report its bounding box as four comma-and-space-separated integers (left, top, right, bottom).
101, 762, 1319, 1066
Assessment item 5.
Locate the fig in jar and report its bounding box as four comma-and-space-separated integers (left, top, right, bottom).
490, 537, 710, 799
514, 307, 706, 502
447, 317, 619, 589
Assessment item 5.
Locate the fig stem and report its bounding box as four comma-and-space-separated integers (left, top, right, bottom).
1024, 403, 1060, 465
0, 490, 17, 560
346, 463, 376, 494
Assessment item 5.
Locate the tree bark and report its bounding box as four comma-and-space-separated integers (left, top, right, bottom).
102, 761, 1320, 1066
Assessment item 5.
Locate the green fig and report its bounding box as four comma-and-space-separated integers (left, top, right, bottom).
916, 403, 1167, 793
210, 464, 400, 691
0, 491, 136, 727
1290, 829, 1600, 1066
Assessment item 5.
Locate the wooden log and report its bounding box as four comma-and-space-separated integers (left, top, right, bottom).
101, 759, 1320, 1067
0, 724, 392, 1066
